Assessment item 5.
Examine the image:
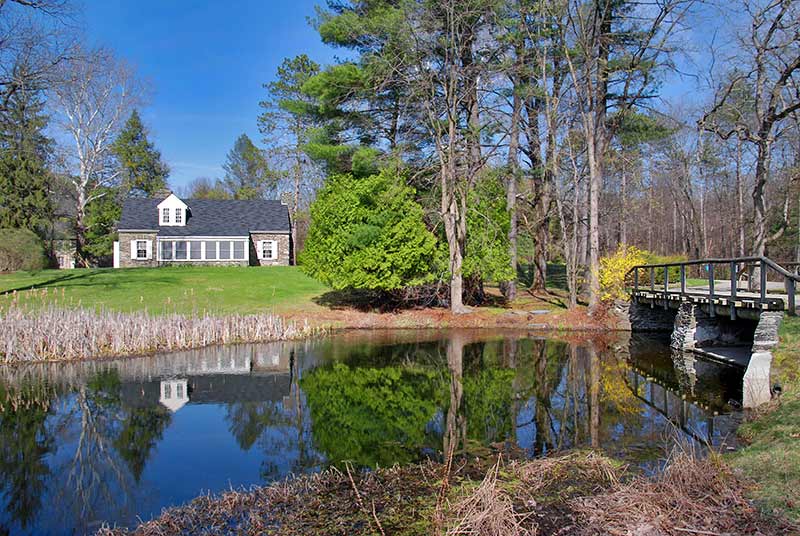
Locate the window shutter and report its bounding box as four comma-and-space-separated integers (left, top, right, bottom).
130, 240, 137, 259
145, 240, 152, 260
257, 240, 264, 259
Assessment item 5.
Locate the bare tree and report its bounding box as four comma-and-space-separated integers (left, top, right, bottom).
562, 0, 692, 309
699, 0, 800, 258
50, 47, 143, 266
0, 0, 75, 110
400, 0, 498, 313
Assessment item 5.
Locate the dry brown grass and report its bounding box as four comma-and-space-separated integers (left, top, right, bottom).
0, 302, 311, 363
446, 459, 533, 536
572, 447, 795, 536
93, 450, 796, 536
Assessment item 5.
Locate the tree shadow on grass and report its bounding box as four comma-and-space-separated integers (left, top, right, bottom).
313, 285, 508, 313
0, 269, 185, 297
0, 270, 100, 296
312, 289, 400, 313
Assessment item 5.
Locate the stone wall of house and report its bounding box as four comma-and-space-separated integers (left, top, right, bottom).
118, 232, 158, 268
249, 233, 291, 266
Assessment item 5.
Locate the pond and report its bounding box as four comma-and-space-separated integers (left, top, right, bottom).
0, 329, 744, 535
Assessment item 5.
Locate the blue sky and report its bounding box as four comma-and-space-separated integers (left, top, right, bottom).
80, 1, 718, 190
82, 0, 339, 189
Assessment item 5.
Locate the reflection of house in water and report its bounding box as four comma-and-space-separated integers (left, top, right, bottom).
112, 343, 295, 411
1, 342, 299, 412
160, 379, 189, 412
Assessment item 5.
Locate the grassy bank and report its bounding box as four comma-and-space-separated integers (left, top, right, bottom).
728, 315, 800, 522
0, 266, 330, 315
0, 266, 599, 333
97, 449, 792, 536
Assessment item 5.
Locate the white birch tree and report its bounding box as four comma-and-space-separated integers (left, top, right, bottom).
50, 47, 143, 266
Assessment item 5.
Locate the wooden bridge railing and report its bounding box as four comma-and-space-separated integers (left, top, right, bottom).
626, 256, 800, 317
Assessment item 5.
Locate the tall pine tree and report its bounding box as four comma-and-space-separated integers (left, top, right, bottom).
113, 110, 170, 197
222, 133, 274, 199
0, 83, 53, 232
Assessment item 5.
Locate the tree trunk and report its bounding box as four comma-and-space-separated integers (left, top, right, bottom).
587, 139, 602, 310
736, 139, 745, 257
504, 83, 522, 301
291, 143, 302, 265
74, 190, 89, 268
752, 139, 771, 257
620, 158, 627, 246
587, 0, 612, 311
444, 195, 467, 313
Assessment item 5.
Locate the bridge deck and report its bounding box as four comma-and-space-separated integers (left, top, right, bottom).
629, 257, 800, 315
633, 287, 789, 310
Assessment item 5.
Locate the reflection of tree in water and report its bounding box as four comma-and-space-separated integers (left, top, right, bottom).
54, 370, 133, 523
113, 404, 171, 482
295, 334, 654, 471
226, 401, 285, 451
301, 359, 446, 468
0, 369, 174, 532
0, 382, 55, 531
51, 369, 171, 528
225, 351, 325, 480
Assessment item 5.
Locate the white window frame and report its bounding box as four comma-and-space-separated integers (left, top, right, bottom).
131, 239, 151, 260
259, 240, 278, 261
175, 208, 182, 224
162, 207, 170, 224
157, 237, 248, 262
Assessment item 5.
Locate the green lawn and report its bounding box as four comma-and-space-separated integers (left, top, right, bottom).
0, 266, 331, 315
728, 316, 800, 523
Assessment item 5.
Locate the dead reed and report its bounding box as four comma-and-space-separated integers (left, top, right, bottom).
446, 458, 533, 536
570, 447, 794, 536
0, 301, 312, 363
93, 449, 796, 536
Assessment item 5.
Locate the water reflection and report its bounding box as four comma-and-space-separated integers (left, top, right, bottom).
0, 330, 743, 535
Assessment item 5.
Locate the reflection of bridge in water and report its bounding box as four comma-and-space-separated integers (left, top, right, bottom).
624, 333, 742, 446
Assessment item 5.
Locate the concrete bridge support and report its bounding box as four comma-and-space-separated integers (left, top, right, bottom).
742, 312, 782, 408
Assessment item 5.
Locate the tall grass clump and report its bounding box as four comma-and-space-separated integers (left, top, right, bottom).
0, 301, 312, 363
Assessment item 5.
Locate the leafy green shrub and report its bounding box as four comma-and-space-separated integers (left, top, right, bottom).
463, 173, 514, 283
300, 170, 439, 290
0, 228, 46, 272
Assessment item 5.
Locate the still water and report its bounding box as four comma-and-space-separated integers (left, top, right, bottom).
0, 329, 743, 535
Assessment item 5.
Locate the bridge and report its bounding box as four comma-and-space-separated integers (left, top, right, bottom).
628, 256, 800, 319
625, 256, 800, 409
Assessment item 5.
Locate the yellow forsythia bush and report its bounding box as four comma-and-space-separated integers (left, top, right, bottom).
598, 245, 647, 302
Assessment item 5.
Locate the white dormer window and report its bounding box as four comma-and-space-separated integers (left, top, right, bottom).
157, 193, 189, 227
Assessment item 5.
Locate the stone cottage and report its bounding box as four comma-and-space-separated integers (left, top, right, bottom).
114, 193, 291, 268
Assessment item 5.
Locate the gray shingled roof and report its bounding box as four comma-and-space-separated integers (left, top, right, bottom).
118, 197, 290, 236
